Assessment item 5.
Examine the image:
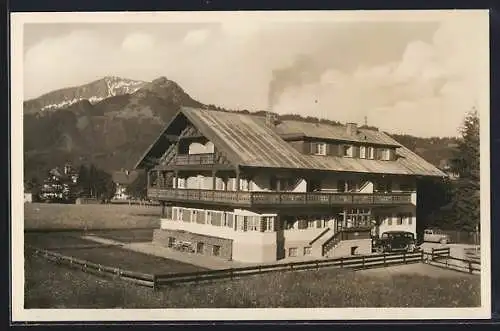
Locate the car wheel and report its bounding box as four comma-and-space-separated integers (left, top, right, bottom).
376, 246, 384, 254
440, 238, 448, 245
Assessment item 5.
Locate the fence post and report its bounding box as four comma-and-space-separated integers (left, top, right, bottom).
362, 256, 366, 269
316, 261, 319, 271
421, 250, 424, 262
469, 261, 473, 274
152, 274, 157, 291
340, 257, 344, 268
383, 253, 386, 267
403, 252, 406, 264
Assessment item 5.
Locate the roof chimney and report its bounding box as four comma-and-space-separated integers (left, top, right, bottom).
346, 122, 358, 136
265, 111, 279, 127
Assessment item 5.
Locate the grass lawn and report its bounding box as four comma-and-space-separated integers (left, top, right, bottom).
24, 203, 161, 231
25, 253, 481, 309
24, 231, 106, 249
89, 228, 155, 243
45, 246, 207, 275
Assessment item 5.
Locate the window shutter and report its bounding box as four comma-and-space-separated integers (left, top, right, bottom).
352, 146, 359, 158
302, 141, 311, 154
337, 180, 345, 192
310, 142, 317, 154
327, 143, 337, 156
338, 144, 345, 156
260, 218, 266, 232
389, 149, 396, 161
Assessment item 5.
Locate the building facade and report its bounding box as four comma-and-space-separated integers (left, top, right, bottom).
136, 107, 446, 263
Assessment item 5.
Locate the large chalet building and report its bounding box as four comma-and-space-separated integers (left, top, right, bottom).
136, 107, 446, 263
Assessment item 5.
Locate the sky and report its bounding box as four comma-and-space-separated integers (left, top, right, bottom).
22, 11, 488, 137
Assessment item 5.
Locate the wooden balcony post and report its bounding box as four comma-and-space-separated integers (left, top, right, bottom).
235, 168, 240, 191
147, 170, 151, 188
173, 170, 179, 188
212, 170, 217, 190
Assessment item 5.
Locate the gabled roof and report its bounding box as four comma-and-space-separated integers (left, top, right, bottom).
112, 170, 139, 185
272, 119, 400, 147
135, 107, 447, 177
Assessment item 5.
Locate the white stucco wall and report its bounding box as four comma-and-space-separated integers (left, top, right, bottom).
188, 141, 214, 154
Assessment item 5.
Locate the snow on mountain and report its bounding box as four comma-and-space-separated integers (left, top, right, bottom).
24, 76, 148, 113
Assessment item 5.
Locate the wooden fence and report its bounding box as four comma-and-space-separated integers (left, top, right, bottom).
426, 247, 480, 274
27, 245, 155, 287
28, 244, 479, 289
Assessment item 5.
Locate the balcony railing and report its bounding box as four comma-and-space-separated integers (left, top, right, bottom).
147, 187, 412, 207
173, 153, 216, 166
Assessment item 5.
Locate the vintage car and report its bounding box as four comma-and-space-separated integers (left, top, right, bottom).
423, 229, 451, 244
372, 231, 419, 254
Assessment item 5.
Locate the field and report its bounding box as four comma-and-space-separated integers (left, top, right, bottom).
23, 203, 481, 309
25, 252, 480, 308
24, 203, 161, 230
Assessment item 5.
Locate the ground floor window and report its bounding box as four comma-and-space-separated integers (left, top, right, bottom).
168, 237, 175, 247
288, 247, 298, 257
263, 216, 274, 232
196, 242, 205, 254
213, 245, 221, 256
304, 247, 312, 255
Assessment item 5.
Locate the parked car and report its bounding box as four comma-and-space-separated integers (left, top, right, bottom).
423, 229, 451, 244
372, 231, 419, 254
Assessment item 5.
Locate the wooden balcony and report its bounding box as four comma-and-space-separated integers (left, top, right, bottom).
174, 153, 216, 165
147, 187, 413, 208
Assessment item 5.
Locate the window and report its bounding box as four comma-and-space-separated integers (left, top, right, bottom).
263, 216, 274, 232
288, 247, 298, 257
367, 147, 375, 159
247, 216, 259, 231
172, 208, 178, 221
360, 146, 367, 159
408, 215, 413, 225
196, 242, 204, 254
387, 217, 393, 226
191, 210, 198, 222
225, 213, 234, 228
206, 211, 213, 225
343, 145, 353, 157
381, 148, 391, 161
315, 143, 327, 155
239, 179, 249, 191
168, 237, 176, 248
396, 214, 403, 225
304, 247, 312, 255
213, 245, 221, 256
308, 220, 316, 228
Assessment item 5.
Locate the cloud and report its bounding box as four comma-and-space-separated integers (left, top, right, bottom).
272, 17, 485, 137
22, 16, 485, 137
182, 29, 210, 46
121, 32, 156, 52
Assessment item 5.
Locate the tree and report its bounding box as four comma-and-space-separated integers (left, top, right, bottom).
125, 170, 148, 200
76, 163, 115, 201
448, 109, 480, 232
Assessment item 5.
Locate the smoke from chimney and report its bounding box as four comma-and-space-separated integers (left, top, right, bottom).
267, 54, 322, 110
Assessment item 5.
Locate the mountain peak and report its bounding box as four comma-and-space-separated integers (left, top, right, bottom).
24, 76, 148, 113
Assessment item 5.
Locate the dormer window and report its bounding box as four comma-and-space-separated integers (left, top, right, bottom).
343, 145, 353, 157
381, 148, 391, 161
314, 143, 327, 156
367, 147, 375, 159
360, 146, 366, 159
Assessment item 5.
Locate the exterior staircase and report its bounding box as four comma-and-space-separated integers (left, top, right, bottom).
310, 228, 335, 257
322, 231, 344, 257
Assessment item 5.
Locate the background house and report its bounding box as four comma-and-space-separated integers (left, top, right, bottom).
112, 169, 139, 200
